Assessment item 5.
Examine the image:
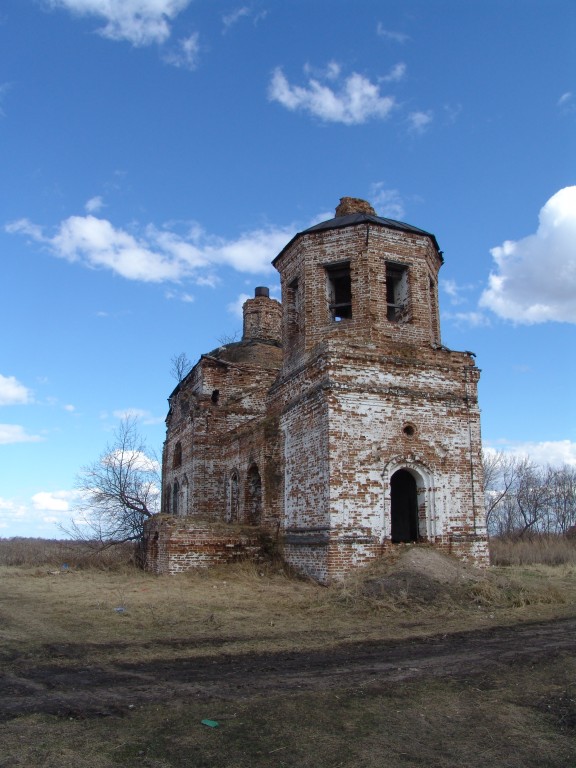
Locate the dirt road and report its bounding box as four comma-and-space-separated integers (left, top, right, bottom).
2, 616, 575, 721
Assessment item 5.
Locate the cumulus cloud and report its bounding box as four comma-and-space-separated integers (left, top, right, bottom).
0, 424, 43, 444
6, 214, 294, 285
269, 66, 396, 125
32, 490, 74, 512
0, 374, 31, 405
0, 497, 27, 527
480, 186, 576, 324
485, 440, 576, 468
105, 448, 160, 474
46, 0, 192, 46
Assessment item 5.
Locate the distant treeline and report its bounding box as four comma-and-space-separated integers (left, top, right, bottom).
0, 537, 136, 569
483, 453, 576, 539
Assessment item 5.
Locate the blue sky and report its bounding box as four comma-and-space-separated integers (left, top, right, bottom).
1, 0, 575, 538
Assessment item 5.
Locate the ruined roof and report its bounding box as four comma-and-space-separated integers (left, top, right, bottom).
167, 338, 282, 401
273, 197, 442, 265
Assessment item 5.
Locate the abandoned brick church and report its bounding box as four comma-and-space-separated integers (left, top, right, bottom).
144, 197, 488, 581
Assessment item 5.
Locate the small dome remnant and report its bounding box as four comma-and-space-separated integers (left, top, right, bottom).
335, 197, 376, 217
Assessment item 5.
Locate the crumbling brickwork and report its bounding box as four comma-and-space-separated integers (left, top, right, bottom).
144, 198, 489, 580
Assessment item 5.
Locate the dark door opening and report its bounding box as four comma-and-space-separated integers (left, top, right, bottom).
246, 464, 262, 525
390, 469, 419, 543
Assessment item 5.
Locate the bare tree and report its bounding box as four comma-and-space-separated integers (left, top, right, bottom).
514, 460, 551, 537
482, 450, 521, 532
483, 452, 576, 539
64, 417, 160, 547
170, 352, 193, 383
548, 465, 576, 534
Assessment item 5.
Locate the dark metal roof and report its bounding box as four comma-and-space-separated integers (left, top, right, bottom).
273, 212, 442, 265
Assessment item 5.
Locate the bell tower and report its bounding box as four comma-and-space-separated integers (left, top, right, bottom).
270, 197, 487, 583
273, 196, 443, 377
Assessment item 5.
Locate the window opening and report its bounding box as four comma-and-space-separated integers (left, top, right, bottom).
287, 278, 300, 338
390, 469, 418, 543
246, 464, 262, 525
172, 479, 179, 516
229, 471, 239, 522
211, 389, 220, 404
326, 262, 352, 321
172, 441, 182, 468
386, 262, 409, 322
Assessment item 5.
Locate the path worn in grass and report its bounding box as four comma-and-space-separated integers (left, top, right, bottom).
2, 616, 575, 722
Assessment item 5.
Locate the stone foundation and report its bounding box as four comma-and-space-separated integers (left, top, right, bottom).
143, 516, 269, 575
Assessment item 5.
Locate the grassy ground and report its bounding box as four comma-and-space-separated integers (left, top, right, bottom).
1, 549, 576, 767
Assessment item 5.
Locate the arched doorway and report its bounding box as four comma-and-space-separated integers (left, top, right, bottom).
390, 469, 419, 543
246, 464, 262, 525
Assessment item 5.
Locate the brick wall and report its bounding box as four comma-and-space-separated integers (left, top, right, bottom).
146, 198, 489, 583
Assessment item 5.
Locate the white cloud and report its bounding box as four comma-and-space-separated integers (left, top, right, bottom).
0, 82, 11, 118
6, 214, 294, 284
222, 6, 250, 30
63, 404, 76, 412
440, 278, 477, 306
0, 374, 31, 405
557, 91, 574, 110
228, 292, 251, 318
0, 492, 77, 535
112, 408, 164, 425
370, 182, 405, 220
85, 195, 104, 213
408, 110, 433, 133
480, 186, 576, 324
163, 32, 200, 69
0, 424, 43, 444
269, 66, 396, 125
32, 490, 74, 513
105, 448, 160, 473
0, 497, 27, 525
46, 0, 192, 46
165, 289, 195, 302
376, 24, 409, 43
381, 63, 406, 83
441, 310, 491, 328
222, 6, 267, 31
485, 440, 576, 468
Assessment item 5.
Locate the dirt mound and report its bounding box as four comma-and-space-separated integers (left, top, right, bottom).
342, 546, 482, 604
344, 546, 564, 609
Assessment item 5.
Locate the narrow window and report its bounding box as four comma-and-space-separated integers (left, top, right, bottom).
172, 479, 179, 515
386, 262, 409, 322
326, 262, 352, 321
172, 441, 182, 468
211, 389, 220, 404
287, 278, 300, 339
229, 471, 239, 522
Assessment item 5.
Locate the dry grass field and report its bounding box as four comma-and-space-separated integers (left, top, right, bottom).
1, 539, 576, 767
